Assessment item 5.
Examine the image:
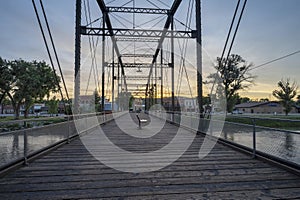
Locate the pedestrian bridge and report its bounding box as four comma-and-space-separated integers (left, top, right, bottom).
0, 112, 299, 199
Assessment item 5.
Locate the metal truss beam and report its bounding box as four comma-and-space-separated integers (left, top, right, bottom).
95, 0, 127, 91
116, 38, 159, 42
124, 76, 161, 81
106, 62, 169, 68
106, 7, 169, 14
127, 89, 147, 92
121, 54, 154, 58
119, 84, 147, 87
146, 0, 183, 97
81, 27, 195, 39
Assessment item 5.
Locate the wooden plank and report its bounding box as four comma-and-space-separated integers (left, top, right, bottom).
0, 113, 299, 199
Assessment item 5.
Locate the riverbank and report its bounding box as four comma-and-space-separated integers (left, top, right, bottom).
226, 114, 300, 131
0, 116, 67, 132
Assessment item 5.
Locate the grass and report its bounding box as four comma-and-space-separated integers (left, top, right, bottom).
226, 115, 300, 130
0, 116, 67, 132
0, 116, 38, 122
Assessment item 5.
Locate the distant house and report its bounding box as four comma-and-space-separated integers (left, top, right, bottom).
0, 105, 14, 114
79, 95, 95, 112
234, 101, 299, 114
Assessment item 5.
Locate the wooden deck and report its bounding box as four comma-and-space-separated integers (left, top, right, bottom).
0, 113, 300, 199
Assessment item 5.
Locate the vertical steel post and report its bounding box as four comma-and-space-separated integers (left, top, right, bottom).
155, 61, 157, 104
101, 14, 106, 112
24, 127, 28, 165
117, 62, 120, 111
67, 115, 70, 144
252, 118, 256, 158
74, 0, 81, 114
160, 48, 163, 106
112, 42, 115, 112
195, 0, 203, 117
171, 15, 175, 122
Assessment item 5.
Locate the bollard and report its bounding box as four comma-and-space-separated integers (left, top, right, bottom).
252, 118, 256, 158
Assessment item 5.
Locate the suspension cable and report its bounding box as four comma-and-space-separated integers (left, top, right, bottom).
32, 0, 67, 111
220, 0, 241, 61
224, 0, 248, 64
251, 49, 300, 71
39, 0, 70, 101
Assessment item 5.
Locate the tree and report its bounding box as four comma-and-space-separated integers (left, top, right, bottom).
93, 89, 101, 112
0, 57, 13, 105
259, 98, 269, 102
6, 59, 60, 119
207, 54, 256, 112
235, 95, 251, 105
297, 95, 300, 105
47, 96, 59, 116
272, 79, 297, 116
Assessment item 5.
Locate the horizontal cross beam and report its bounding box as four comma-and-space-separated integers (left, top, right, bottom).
116, 38, 159, 42
121, 54, 154, 58
106, 62, 170, 68
119, 84, 147, 87
106, 7, 169, 14
123, 76, 162, 80
126, 89, 147, 92
81, 27, 196, 39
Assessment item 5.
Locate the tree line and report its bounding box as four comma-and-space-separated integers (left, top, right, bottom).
207, 54, 299, 115
0, 57, 60, 119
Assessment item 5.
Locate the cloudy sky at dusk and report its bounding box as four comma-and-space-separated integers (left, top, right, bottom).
0, 0, 299, 100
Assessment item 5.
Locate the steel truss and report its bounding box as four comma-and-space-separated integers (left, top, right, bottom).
81, 27, 196, 39
75, 0, 203, 115
123, 76, 161, 81
121, 54, 154, 58
116, 38, 159, 42
106, 62, 169, 68
106, 7, 169, 14
119, 84, 148, 87
126, 89, 148, 92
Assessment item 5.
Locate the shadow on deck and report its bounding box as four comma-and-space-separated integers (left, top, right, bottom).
0, 113, 299, 199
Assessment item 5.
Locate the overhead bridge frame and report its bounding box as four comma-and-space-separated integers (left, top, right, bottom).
121, 54, 154, 58
106, 63, 170, 68
81, 27, 196, 39
116, 38, 159, 42
106, 7, 169, 14
123, 76, 162, 81
75, 0, 203, 117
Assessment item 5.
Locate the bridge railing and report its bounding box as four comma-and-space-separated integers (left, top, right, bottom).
150, 111, 300, 168
0, 112, 124, 173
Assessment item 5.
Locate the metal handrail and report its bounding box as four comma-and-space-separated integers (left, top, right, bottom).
0, 111, 126, 174
150, 110, 300, 168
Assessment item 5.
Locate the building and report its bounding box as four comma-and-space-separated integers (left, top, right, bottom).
234, 101, 299, 114
0, 105, 14, 114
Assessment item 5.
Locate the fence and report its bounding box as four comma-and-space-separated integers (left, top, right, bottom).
150, 111, 300, 168
0, 112, 124, 172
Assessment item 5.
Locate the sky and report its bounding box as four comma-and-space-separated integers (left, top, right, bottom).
0, 0, 300, 101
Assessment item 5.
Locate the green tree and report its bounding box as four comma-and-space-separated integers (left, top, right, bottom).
0, 57, 13, 105
297, 95, 300, 105
272, 79, 297, 116
260, 98, 269, 102
94, 89, 101, 112
47, 96, 59, 116
6, 59, 60, 119
207, 54, 256, 112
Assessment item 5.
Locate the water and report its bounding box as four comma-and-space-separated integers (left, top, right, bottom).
0, 121, 74, 168
218, 123, 300, 165
1, 118, 299, 169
